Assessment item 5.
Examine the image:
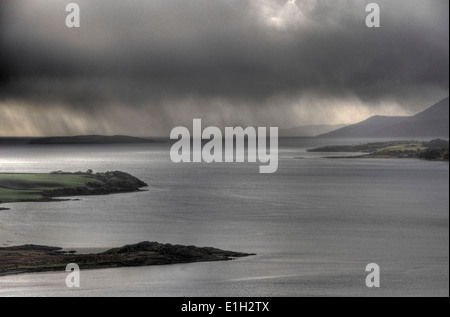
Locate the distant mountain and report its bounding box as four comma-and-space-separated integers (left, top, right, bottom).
279, 124, 347, 137
320, 98, 449, 138
29, 135, 156, 144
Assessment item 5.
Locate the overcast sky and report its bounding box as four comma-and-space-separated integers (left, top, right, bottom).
0, 0, 448, 136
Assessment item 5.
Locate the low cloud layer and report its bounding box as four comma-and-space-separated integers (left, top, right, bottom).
0, 0, 448, 136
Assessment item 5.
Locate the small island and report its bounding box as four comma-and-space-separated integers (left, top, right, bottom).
0, 241, 255, 276
309, 139, 449, 161
0, 170, 148, 205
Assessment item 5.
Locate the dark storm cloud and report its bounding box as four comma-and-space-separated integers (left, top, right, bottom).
0, 0, 448, 135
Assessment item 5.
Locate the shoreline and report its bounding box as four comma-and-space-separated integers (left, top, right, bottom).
309, 139, 449, 162
0, 171, 148, 206
0, 190, 148, 207
324, 154, 427, 159
0, 242, 255, 277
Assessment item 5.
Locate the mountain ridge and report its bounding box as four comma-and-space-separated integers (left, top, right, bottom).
319, 98, 449, 138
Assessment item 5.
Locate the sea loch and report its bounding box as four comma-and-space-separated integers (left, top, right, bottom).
170, 119, 279, 173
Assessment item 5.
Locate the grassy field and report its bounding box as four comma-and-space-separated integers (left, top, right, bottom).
374, 141, 426, 153
309, 139, 449, 161
0, 173, 104, 203
309, 140, 427, 153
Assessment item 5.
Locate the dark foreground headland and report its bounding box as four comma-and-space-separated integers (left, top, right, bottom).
0, 242, 255, 276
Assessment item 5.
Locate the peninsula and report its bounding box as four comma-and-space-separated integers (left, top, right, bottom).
0, 241, 255, 276
309, 139, 449, 161
0, 170, 148, 205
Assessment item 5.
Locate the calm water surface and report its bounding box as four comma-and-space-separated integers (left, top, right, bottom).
0, 138, 448, 296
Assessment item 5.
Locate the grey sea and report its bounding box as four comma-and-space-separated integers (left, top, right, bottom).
0, 138, 448, 297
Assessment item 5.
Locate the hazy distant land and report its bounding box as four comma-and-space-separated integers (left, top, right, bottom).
29, 135, 156, 144
0, 241, 254, 276
309, 139, 449, 161
0, 171, 148, 205
279, 124, 348, 137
